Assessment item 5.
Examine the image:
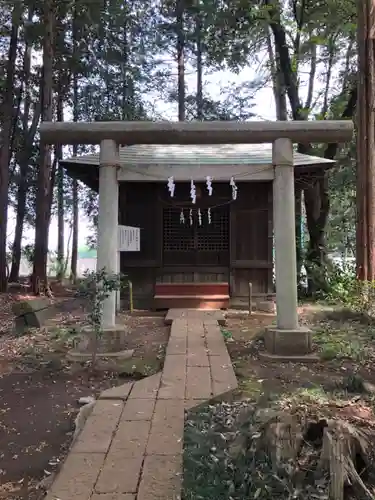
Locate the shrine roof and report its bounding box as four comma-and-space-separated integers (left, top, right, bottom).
60, 143, 335, 191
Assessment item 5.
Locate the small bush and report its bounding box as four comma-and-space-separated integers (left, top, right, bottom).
76, 268, 126, 367
318, 261, 375, 316
342, 372, 366, 393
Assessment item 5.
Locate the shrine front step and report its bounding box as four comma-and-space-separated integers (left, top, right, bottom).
164, 308, 226, 326
154, 295, 229, 310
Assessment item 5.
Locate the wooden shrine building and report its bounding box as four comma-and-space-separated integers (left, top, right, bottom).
61, 143, 334, 310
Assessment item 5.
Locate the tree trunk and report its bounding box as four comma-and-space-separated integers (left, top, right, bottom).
196, 6, 203, 120
266, 27, 287, 122
10, 100, 42, 283
64, 224, 73, 276
357, 0, 375, 281
0, 1, 22, 292
33, 0, 55, 293
176, 0, 185, 121
70, 179, 78, 282
121, 10, 130, 120
9, 105, 41, 282
9, 191, 26, 282
9, 11, 39, 283
295, 183, 303, 284
56, 88, 64, 280
304, 174, 330, 293
69, 3, 79, 283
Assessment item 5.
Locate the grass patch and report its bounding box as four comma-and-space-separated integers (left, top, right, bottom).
275, 385, 331, 408
110, 356, 162, 377
237, 377, 263, 400
313, 320, 375, 361
221, 328, 233, 341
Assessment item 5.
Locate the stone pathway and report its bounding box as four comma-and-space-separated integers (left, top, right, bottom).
46, 310, 238, 500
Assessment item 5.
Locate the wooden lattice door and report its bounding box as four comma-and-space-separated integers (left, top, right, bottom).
162, 204, 229, 266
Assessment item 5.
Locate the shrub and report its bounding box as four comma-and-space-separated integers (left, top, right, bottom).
319, 260, 375, 315
77, 268, 127, 367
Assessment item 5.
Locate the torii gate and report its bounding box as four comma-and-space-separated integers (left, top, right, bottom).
39, 120, 353, 357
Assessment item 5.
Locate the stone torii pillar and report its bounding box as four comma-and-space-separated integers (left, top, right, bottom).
263, 138, 312, 358
97, 139, 119, 329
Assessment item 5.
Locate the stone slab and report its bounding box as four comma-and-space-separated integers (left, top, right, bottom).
12, 298, 55, 333
185, 366, 212, 400
165, 336, 187, 355
187, 331, 206, 351
205, 337, 230, 357
152, 399, 185, 422
137, 455, 182, 500
128, 373, 161, 399
46, 452, 105, 500
95, 455, 143, 494
187, 318, 205, 333
110, 420, 151, 457
158, 355, 186, 399
91, 400, 124, 418
203, 322, 221, 337
210, 355, 238, 396
12, 297, 50, 316
204, 323, 230, 356
99, 382, 134, 401
146, 417, 184, 455
165, 308, 225, 326
121, 398, 155, 421
187, 350, 210, 367
73, 413, 120, 454
169, 318, 188, 338
91, 495, 136, 500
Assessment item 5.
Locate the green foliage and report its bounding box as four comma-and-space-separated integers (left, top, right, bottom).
342, 372, 366, 393
316, 328, 367, 361
320, 262, 375, 316
221, 328, 233, 340
78, 268, 124, 333
48, 250, 66, 277
77, 268, 126, 366
21, 243, 35, 266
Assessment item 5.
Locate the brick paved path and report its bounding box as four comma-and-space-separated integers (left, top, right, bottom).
46, 310, 238, 500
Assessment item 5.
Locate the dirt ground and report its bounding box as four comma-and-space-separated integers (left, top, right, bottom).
225, 304, 375, 419
0, 291, 169, 500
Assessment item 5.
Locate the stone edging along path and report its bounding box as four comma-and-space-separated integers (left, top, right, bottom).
46, 310, 238, 500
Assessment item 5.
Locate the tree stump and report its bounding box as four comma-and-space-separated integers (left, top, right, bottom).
255, 412, 374, 500
320, 421, 374, 500
259, 413, 303, 468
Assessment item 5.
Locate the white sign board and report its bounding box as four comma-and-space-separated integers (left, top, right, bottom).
118, 225, 140, 252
